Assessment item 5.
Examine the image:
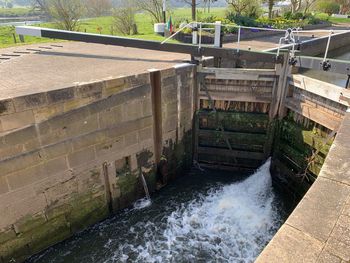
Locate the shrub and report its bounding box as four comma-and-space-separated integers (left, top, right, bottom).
317, 1, 340, 16
226, 13, 259, 27
255, 17, 304, 29
314, 13, 330, 21
284, 12, 304, 20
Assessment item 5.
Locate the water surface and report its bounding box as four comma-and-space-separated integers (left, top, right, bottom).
28, 160, 291, 263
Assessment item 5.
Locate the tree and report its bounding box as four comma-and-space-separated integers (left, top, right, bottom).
112, 0, 137, 35
226, 0, 261, 17
86, 0, 112, 17
303, 0, 317, 14
226, 0, 250, 16
317, 0, 340, 15
0, 0, 14, 8
290, 0, 302, 13
182, 0, 199, 21
335, 0, 350, 14
137, 0, 163, 23
263, 0, 276, 19
203, 0, 218, 13
32, 0, 85, 31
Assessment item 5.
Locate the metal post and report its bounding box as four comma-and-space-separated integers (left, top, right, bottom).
199, 22, 202, 49
214, 21, 221, 47
237, 26, 241, 52
192, 22, 198, 45
323, 31, 333, 62
322, 31, 333, 71
162, 0, 166, 23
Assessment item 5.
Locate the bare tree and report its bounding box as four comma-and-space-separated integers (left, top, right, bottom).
137, 0, 164, 23
225, 0, 255, 16
182, 0, 201, 21
303, 0, 317, 14
263, 0, 276, 18
86, 0, 112, 17
32, 0, 85, 31
113, 1, 137, 35
290, 0, 302, 13
335, 0, 350, 14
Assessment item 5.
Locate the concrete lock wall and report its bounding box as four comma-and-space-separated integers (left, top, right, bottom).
0, 64, 196, 262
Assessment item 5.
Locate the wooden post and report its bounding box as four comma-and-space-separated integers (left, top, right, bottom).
265, 51, 290, 158
270, 51, 290, 120
149, 70, 163, 165
102, 162, 113, 214
19, 34, 25, 43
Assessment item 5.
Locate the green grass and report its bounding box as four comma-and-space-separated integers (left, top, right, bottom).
0, 8, 226, 49
328, 16, 350, 24
0, 7, 41, 17
315, 12, 350, 24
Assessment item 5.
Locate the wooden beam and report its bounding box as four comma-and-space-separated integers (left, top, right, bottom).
289, 74, 350, 107
198, 92, 272, 103
198, 147, 265, 160
198, 67, 277, 81
15, 26, 278, 62
285, 98, 343, 130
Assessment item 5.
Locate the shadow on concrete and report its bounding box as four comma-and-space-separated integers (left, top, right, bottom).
36, 51, 186, 63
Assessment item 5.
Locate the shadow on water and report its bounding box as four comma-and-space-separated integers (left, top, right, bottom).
27, 163, 294, 263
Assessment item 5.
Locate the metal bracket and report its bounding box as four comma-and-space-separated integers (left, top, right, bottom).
322, 60, 331, 71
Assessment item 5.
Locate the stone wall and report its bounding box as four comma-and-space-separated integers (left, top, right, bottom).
257, 111, 350, 263
0, 64, 196, 262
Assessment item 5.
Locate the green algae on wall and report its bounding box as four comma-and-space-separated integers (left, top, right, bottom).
272, 114, 334, 199
0, 190, 109, 263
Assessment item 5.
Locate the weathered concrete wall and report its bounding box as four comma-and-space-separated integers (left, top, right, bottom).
0, 64, 196, 262
160, 65, 195, 178
271, 74, 349, 200
257, 111, 350, 263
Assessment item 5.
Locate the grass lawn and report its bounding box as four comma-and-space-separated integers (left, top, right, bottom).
314, 12, 350, 24
328, 16, 350, 24
0, 7, 41, 17
0, 7, 226, 49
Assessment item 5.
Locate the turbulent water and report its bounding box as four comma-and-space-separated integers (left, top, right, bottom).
28, 159, 290, 263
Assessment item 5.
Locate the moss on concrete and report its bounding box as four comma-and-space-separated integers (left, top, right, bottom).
28, 215, 71, 255
13, 213, 47, 234
200, 111, 269, 133
0, 189, 109, 263
272, 117, 333, 199
0, 228, 16, 245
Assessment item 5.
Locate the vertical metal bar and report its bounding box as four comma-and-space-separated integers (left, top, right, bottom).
237, 26, 241, 52
276, 37, 284, 57
192, 22, 198, 45
346, 75, 350, 89
214, 21, 221, 47
199, 22, 202, 49
323, 32, 333, 62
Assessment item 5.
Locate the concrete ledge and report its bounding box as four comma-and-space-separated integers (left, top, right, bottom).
256, 112, 350, 263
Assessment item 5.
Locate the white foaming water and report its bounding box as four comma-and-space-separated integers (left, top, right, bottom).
110, 159, 282, 263
133, 198, 152, 210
